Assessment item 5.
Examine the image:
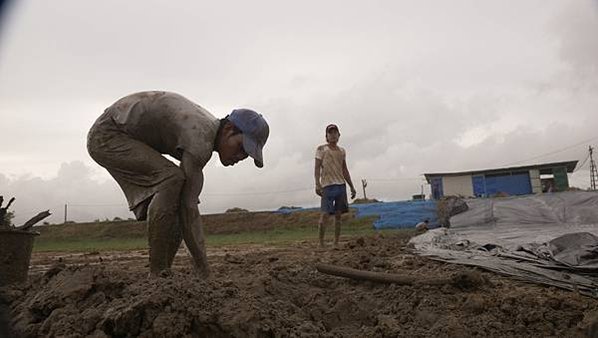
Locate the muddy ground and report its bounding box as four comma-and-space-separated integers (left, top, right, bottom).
3, 232, 598, 337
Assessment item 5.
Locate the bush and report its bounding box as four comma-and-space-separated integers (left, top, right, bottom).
278, 206, 301, 210
225, 207, 249, 213
3, 211, 14, 227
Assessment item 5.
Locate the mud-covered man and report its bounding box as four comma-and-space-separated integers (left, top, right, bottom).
314, 124, 357, 247
87, 91, 269, 277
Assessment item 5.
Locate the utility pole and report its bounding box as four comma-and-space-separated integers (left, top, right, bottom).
590, 146, 597, 191
361, 179, 368, 200
64, 204, 68, 223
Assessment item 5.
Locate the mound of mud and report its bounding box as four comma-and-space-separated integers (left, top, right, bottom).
3, 233, 598, 337
5, 264, 311, 337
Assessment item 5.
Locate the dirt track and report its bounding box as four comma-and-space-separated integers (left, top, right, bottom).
3, 232, 598, 337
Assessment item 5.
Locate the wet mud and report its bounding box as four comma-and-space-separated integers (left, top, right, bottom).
3, 233, 598, 337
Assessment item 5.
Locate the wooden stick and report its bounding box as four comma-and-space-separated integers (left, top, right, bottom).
16, 210, 51, 231
316, 263, 453, 285
5, 197, 15, 210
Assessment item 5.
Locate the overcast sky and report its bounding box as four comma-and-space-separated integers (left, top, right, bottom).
1, 0, 597, 224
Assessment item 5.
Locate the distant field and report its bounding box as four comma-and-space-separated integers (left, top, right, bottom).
32, 209, 400, 252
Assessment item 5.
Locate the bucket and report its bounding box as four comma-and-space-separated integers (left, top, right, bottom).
0, 229, 39, 286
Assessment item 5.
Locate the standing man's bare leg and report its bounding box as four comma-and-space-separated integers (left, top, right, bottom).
318, 213, 329, 247
333, 211, 342, 246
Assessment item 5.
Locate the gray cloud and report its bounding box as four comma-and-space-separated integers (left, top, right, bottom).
0, 0, 597, 223
0, 162, 127, 224
547, 0, 598, 91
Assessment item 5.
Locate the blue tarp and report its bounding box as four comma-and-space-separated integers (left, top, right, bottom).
351, 201, 438, 229
274, 201, 438, 230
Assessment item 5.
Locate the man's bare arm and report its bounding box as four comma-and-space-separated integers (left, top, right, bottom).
179, 151, 210, 278
315, 158, 323, 196
342, 159, 357, 199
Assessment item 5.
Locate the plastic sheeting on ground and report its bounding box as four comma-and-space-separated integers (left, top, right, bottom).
352, 201, 438, 229
410, 191, 598, 297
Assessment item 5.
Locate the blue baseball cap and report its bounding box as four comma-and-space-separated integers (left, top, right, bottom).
229, 109, 269, 168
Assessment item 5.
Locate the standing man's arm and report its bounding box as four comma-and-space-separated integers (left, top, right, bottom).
179, 151, 210, 278
315, 158, 323, 196
342, 159, 357, 199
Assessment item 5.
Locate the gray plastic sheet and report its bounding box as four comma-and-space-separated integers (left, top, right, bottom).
409, 191, 598, 297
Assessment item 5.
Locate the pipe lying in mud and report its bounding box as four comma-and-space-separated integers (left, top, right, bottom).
316, 263, 470, 286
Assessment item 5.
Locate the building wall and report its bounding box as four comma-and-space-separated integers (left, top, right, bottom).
442, 175, 474, 197
529, 169, 542, 194
427, 163, 575, 199
553, 166, 569, 191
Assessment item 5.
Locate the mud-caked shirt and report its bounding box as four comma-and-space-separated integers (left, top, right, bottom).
315, 144, 347, 188
87, 91, 221, 217
99, 91, 219, 166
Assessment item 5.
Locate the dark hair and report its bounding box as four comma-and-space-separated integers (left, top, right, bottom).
218, 116, 242, 135
214, 116, 243, 152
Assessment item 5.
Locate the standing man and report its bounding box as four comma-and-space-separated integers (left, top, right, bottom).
314, 124, 357, 247
87, 91, 269, 277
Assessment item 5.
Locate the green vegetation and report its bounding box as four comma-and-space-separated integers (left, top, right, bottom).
32, 210, 398, 252
33, 238, 148, 252
206, 218, 384, 247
